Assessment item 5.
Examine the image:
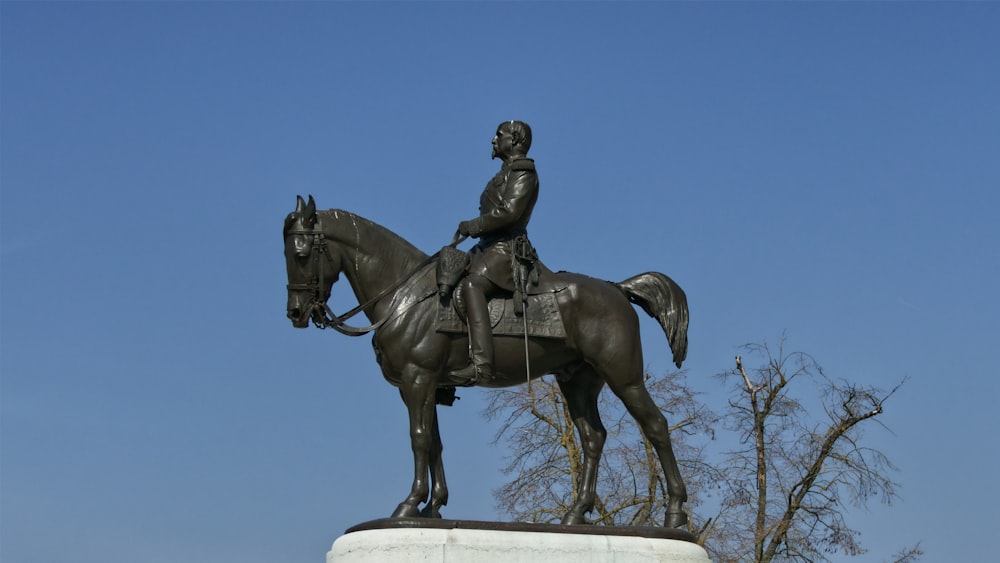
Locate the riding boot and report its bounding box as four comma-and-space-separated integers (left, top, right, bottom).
449, 286, 494, 386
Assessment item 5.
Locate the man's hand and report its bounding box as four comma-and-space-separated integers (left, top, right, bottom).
458, 219, 479, 238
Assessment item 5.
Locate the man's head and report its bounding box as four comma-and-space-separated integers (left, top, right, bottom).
492, 120, 532, 160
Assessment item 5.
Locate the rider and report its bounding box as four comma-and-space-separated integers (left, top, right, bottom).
451, 120, 539, 385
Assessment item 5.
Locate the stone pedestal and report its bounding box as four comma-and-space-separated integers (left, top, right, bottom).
328, 518, 712, 562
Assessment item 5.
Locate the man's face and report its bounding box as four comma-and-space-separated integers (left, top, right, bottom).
492, 124, 515, 160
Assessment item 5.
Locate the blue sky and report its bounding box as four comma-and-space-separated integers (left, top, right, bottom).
2, 2, 997, 562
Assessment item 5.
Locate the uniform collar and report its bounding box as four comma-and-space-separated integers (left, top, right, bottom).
501, 156, 531, 170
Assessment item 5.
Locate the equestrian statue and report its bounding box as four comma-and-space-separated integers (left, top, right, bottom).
283, 121, 691, 528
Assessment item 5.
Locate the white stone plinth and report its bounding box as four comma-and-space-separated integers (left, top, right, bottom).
328, 519, 712, 563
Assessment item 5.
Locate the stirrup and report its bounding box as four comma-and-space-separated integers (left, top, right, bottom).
449, 362, 490, 386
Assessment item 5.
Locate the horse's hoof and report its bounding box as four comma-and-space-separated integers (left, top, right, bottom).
419, 505, 443, 519
665, 509, 688, 528
391, 503, 421, 519
560, 512, 587, 526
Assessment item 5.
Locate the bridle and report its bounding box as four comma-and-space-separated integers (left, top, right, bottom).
285, 227, 346, 332
285, 221, 444, 337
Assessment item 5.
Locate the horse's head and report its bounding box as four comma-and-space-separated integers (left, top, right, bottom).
284, 195, 340, 328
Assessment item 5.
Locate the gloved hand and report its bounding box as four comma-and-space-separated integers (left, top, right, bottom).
457, 219, 479, 237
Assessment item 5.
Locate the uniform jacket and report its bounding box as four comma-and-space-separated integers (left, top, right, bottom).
466, 157, 538, 289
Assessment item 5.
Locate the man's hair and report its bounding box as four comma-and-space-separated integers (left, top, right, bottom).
505, 120, 532, 154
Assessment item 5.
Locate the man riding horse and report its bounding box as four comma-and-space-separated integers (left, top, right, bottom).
284, 140, 692, 526
451, 120, 539, 385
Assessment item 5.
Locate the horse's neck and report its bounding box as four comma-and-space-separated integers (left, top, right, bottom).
321, 209, 428, 308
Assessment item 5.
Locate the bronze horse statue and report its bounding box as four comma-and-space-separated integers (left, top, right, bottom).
283, 195, 691, 528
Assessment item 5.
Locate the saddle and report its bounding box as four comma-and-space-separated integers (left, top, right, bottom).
435, 248, 567, 339
435, 289, 567, 339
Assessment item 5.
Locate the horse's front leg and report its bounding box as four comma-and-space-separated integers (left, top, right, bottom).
391, 369, 438, 519
419, 406, 448, 518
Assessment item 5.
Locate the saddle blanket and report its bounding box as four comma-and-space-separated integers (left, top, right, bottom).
436, 291, 566, 339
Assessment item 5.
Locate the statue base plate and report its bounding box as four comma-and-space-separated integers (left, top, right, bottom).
328, 518, 712, 562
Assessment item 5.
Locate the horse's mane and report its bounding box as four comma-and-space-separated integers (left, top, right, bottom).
320, 209, 428, 260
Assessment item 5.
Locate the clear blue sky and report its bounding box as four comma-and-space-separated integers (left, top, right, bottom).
2, 2, 997, 562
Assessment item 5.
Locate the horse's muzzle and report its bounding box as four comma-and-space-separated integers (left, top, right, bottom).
287, 307, 309, 328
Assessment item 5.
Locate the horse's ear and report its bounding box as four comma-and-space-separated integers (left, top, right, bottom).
305, 195, 316, 217
295, 195, 306, 214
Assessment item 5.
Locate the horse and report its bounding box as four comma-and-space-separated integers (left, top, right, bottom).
283, 195, 691, 528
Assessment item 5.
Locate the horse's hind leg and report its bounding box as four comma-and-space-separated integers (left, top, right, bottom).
605, 376, 689, 528
557, 366, 608, 525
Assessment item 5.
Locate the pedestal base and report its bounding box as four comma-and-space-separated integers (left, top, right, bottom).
328, 518, 712, 562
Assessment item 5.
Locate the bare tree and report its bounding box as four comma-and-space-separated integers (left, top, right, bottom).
484, 337, 920, 562
886, 543, 924, 563
483, 376, 578, 525
711, 338, 912, 562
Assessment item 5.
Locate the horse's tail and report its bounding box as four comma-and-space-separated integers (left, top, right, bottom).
616, 272, 689, 368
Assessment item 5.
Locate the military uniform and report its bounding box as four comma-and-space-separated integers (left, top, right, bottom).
463, 157, 539, 291
450, 155, 539, 385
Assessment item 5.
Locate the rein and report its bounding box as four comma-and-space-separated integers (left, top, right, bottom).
316, 252, 439, 336
288, 226, 464, 337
